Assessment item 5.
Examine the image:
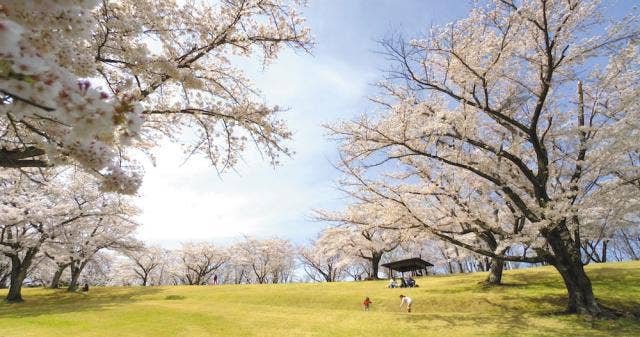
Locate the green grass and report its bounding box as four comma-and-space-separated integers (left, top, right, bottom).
1, 261, 639, 336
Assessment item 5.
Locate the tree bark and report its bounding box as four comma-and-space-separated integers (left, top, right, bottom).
546, 224, 601, 315
5, 248, 39, 302
485, 258, 504, 285
50, 264, 69, 289
370, 253, 382, 279
68, 268, 80, 292
7, 255, 28, 302
67, 261, 87, 292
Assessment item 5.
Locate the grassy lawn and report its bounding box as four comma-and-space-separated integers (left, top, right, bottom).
1, 261, 639, 336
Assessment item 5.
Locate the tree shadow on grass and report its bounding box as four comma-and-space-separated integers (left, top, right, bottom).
400, 304, 640, 336
0, 286, 165, 318
401, 312, 531, 334
402, 268, 640, 336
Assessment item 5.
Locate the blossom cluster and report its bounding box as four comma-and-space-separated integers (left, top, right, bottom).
0, 1, 143, 193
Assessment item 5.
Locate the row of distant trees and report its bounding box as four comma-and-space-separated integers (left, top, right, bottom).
0, 237, 296, 289
4, 214, 638, 293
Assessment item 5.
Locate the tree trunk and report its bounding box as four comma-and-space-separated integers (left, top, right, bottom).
6, 248, 38, 302
68, 268, 80, 292
485, 258, 504, 285
370, 253, 382, 279
7, 255, 27, 302
601, 241, 607, 263
67, 261, 87, 292
50, 264, 69, 289
546, 225, 601, 315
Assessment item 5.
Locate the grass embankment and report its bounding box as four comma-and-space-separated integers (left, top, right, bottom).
1, 261, 639, 336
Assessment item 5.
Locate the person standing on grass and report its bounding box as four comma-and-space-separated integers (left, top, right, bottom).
213, 274, 218, 285
399, 295, 412, 313
363, 297, 372, 311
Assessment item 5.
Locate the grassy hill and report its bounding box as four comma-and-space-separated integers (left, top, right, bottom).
1, 261, 639, 336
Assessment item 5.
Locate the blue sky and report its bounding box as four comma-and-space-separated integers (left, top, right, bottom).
134, 0, 633, 247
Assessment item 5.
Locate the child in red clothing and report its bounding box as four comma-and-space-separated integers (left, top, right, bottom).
363, 297, 372, 311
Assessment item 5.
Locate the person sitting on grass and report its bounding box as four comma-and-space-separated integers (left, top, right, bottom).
363, 297, 372, 311
399, 294, 412, 313
82, 283, 89, 294
388, 278, 397, 288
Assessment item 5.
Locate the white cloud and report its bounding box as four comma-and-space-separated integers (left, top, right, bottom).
134, 52, 364, 245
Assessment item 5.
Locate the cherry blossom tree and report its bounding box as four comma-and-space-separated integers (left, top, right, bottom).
329, 0, 640, 315
298, 234, 348, 282
0, 0, 311, 193
220, 254, 253, 285
0, 168, 139, 301
315, 206, 405, 279
331, 167, 517, 283
35, 171, 141, 290
121, 246, 169, 286
55, 214, 140, 292
234, 236, 295, 284
80, 252, 116, 286
342, 260, 369, 281
175, 242, 229, 285
0, 172, 90, 301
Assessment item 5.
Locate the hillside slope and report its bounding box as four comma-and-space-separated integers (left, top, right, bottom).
1, 261, 639, 336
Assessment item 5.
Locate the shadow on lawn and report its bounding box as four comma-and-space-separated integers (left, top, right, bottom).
400, 311, 640, 336
400, 266, 640, 335
402, 312, 531, 332
0, 287, 164, 318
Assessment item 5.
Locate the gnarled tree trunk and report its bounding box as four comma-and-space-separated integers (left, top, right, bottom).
5, 248, 38, 302
7, 254, 31, 302
546, 224, 601, 315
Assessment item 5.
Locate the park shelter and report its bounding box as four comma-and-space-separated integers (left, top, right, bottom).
381, 258, 434, 278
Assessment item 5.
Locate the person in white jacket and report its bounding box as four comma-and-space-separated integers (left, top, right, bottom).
399, 295, 412, 313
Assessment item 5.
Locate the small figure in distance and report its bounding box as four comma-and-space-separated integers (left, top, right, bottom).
363, 297, 372, 311
82, 283, 89, 295
399, 294, 412, 313
388, 278, 397, 288
213, 274, 218, 285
